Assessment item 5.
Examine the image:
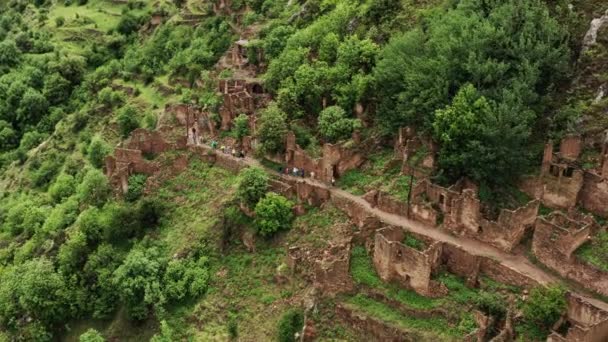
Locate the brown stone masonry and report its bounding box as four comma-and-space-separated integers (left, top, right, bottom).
532, 212, 608, 296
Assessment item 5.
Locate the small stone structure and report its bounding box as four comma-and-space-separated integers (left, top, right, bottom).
394, 127, 437, 178
218, 79, 268, 130
532, 212, 608, 296
408, 178, 539, 252
539, 137, 585, 209
549, 293, 608, 342
373, 226, 448, 297
285, 131, 365, 184
105, 129, 174, 194
312, 241, 354, 296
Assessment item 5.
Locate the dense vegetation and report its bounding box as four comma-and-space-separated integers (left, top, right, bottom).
0, 0, 602, 340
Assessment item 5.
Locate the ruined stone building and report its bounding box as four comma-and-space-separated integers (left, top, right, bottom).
521, 134, 608, 218
105, 128, 186, 194
393, 126, 437, 179
532, 212, 608, 296
373, 226, 448, 297
218, 79, 268, 131
549, 293, 608, 342
284, 131, 365, 184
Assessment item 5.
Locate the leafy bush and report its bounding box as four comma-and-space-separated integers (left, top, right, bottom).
79, 329, 105, 342
48, 173, 76, 203
318, 105, 361, 143
277, 309, 304, 342
256, 103, 288, 154
77, 169, 111, 207
233, 113, 249, 140
116, 105, 140, 138
55, 16, 65, 27
520, 285, 566, 335
254, 192, 294, 237
87, 136, 110, 169
125, 174, 147, 202
237, 167, 269, 208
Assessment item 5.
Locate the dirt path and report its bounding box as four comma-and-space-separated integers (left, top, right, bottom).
207, 147, 557, 285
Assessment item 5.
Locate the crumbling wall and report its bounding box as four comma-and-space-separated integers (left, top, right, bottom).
580, 171, 608, 217
550, 293, 608, 342
441, 244, 481, 287
125, 128, 170, 156
541, 165, 584, 209
373, 227, 447, 297
375, 191, 409, 218
313, 242, 354, 295
476, 200, 539, 252
335, 304, 422, 342
532, 214, 608, 296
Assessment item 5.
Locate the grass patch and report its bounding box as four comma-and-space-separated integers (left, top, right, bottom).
576, 232, 608, 272
346, 295, 472, 340
350, 246, 439, 310
402, 233, 425, 251
290, 204, 350, 247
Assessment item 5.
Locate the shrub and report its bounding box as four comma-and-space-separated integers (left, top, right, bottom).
254, 192, 294, 237
318, 105, 361, 143
48, 173, 76, 203
277, 309, 304, 342
116, 105, 140, 138
233, 113, 249, 140
79, 329, 105, 342
125, 174, 147, 202
87, 136, 110, 169
521, 285, 566, 332
77, 169, 111, 207
55, 16, 65, 27
237, 167, 269, 208
257, 103, 287, 154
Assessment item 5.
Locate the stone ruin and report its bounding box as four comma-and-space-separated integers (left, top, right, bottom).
407, 178, 539, 252
284, 131, 365, 184
532, 212, 608, 296
539, 135, 585, 209
287, 239, 354, 296
520, 134, 608, 218
549, 293, 608, 342
218, 79, 269, 131
105, 128, 185, 194
373, 226, 448, 297
393, 126, 437, 178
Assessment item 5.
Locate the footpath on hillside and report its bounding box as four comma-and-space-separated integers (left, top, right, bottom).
210, 147, 554, 278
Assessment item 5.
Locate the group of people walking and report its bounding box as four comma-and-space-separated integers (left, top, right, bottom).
210, 140, 246, 158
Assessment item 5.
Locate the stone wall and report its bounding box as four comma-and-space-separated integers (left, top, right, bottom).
476, 200, 539, 252
313, 242, 354, 295
532, 214, 608, 296
580, 171, 608, 217
125, 128, 171, 156
285, 131, 365, 184
551, 293, 608, 342
373, 226, 447, 297
335, 304, 421, 342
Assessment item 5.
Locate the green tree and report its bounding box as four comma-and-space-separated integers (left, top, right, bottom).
113, 246, 165, 320
79, 329, 105, 342
257, 103, 287, 154
0, 120, 17, 151
17, 88, 48, 126
318, 105, 361, 143
87, 136, 110, 169
48, 173, 76, 203
233, 113, 249, 140
254, 192, 294, 237
77, 169, 111, 207
0, 40, 20, 68
43, 73, 71, 105
432, 84, 532, 186
374, 0, 570, 133
150, 320, 174, 342
116, 105, 140, 138
237, 167, 269, 208
162, 256, 209, 301
125, 174, 147, 202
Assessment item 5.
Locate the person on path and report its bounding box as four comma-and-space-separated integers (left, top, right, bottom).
231, 148, 236, 157
293, 167, 299, 177
310, 171, 315, 180
331, 177, 336, 187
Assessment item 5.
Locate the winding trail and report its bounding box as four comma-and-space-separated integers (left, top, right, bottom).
208, 145, 557, 284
